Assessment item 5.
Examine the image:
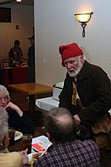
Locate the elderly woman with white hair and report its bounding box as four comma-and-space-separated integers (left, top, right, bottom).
0, 106, 29, 167
0, 84, 35, 135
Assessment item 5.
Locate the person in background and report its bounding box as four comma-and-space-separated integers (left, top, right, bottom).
59, 42, 111, 147
34, 107, 100, 167
8, 40, 23, 66
0, 84, 35, 135
0, 106, 29, 167
28, 35, 35, 83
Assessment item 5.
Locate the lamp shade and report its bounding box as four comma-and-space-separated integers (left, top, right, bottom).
74, 12, 93, 37
75, 12, 93, 23
16, 0, 22, 2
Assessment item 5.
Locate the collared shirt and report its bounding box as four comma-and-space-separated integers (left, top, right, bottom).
34, 139, 100, 167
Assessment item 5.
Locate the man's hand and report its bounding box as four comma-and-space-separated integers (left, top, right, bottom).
73, 114, 81, 126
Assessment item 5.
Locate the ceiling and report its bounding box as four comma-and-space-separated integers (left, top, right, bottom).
0, 0, 33, 6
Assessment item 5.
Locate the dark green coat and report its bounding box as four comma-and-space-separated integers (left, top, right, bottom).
59, 61, 111, 125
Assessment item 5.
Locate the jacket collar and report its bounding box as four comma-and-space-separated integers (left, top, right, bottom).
76, 61, 90, 81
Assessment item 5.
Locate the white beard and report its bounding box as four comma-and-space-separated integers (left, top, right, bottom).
68, 67, 81, 77
67, 59, 83, 77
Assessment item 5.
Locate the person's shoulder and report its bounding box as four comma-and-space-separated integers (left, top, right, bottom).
1, 151, 21, 159
9, 47, 14, 50
86, 61, 103, 70
83, 139, 99, 150
74, 138, 96, 145
0, 152, 22, 167
11, 152, 23, 166
85, 61, 107, 75
74, 139, 99, 151
8, 47, 13, 52
8, 151, 22, 159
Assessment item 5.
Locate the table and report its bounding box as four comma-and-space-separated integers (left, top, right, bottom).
8, 83, 53, 114
36, 96, 59, 111
0, 66, 28, 86
8, 127, 44, 152
8, 135, 52, 167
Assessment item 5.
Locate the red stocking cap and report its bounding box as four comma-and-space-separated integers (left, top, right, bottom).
59, 43, 83, 66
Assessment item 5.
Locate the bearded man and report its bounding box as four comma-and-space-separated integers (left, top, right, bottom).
59, 42, 111, 147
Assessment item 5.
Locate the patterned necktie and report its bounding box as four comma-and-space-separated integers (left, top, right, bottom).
72, 82, 77, 105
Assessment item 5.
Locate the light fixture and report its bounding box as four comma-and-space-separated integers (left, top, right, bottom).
74, 12, 93, 37
16, 0, 22, 2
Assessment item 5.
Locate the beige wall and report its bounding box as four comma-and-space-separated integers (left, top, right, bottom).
34, 0, 111, 86
0, 4, 34, 60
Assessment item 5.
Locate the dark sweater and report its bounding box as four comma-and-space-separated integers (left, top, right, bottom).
7, 109, 35, 135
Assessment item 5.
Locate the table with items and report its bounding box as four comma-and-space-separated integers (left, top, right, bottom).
0, 65, 28, 86
8, 131, 52, 166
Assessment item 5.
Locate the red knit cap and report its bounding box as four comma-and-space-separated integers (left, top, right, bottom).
59, 43, 83, 66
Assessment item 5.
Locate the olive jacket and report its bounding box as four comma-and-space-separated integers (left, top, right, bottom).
59, 61, 111, 126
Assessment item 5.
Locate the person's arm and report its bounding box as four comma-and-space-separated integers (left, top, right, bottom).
20, 48, 23, 63
78, 67, 111, 125
8, 48, 13, 57
59, 69, 111, 126
5, 101, 23, 117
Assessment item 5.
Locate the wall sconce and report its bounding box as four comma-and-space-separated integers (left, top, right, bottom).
74, 12, 93, 37
16, 0, 22, 2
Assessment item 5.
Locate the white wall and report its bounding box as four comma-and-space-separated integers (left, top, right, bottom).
0, 4, 34, 59
34, 0, 111, 86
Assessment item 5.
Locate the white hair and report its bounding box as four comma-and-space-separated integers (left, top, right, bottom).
0, 85, 10, 100
0, 107, 8, 142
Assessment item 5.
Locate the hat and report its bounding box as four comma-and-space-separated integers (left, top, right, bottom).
59, 43, 83, 66
28, 35, 34, 40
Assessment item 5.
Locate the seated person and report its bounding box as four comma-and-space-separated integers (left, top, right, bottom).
34, 107, 100, 167
0, 106, 29, 167
0, 84, 35, 135
8, 40, 23, 66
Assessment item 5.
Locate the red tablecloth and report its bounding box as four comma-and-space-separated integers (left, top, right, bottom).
0, 66, 28, 86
